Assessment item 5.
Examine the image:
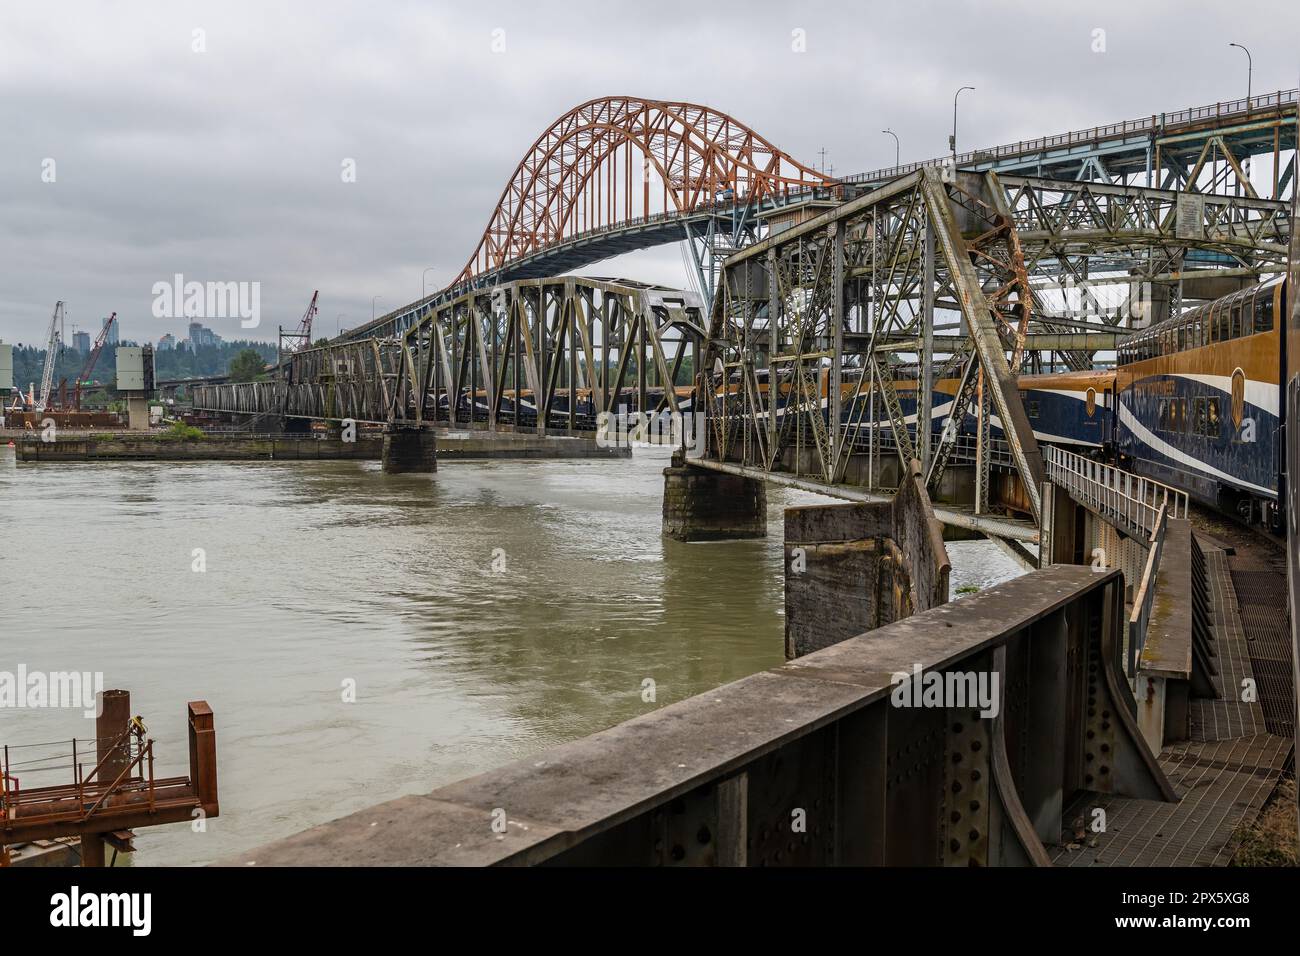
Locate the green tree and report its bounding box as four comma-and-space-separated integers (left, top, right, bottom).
228, 348, 267, 383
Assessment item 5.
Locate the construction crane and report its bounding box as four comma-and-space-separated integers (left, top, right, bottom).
277, 291, 318, 369
35, 301, 65, 412
71, 312, 116, 410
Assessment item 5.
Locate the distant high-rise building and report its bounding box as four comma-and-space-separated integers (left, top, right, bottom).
103, 315, 120, 347
158, 333, 176, 351
72, 331, 91, 353
187, 322, 222, 348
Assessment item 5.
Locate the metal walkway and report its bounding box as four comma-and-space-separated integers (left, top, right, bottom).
1051, 531, 1293, 866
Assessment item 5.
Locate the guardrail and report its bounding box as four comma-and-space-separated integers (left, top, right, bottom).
1127, 503, 1169, 676
843, 88, 1298, 185
1044, 445, 1188, 541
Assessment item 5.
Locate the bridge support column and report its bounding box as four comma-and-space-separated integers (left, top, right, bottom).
784, 460, 950, 659
381, 425, 438, 474
662, 451, 765, 541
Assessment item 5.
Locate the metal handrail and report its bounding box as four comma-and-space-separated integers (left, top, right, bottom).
1127, 503, 1169, 677
1044, 444, 1188, 540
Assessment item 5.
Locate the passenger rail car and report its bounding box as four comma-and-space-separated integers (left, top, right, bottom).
1115, 277, 1283, 525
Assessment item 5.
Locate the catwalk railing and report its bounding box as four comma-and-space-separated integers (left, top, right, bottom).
1044, 445, 1189, 541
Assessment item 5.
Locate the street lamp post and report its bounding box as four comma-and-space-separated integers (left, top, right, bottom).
1229, 43, 1252, 111
951, 86, 975, 161
371, 296, 383, 323
882, 129, 900, 168
336, 314, 346, 337
422, 267, 437, 301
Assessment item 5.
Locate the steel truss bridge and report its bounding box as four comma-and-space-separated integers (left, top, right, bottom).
695, 164, 1287, 540
194, 92, 1293, 547
194, 93, 1297, 870
340, 90, 1295, 347
195, 277, 705, 430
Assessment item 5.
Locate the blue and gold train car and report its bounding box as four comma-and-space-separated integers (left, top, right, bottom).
1114, 277, 1283, 522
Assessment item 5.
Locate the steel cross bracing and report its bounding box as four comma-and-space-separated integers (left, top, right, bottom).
386, 277, 704, 432
194, 277, 707, 434
1000, 175, 1289, 370
698, 164, 1292, 540
701, 167, 1046, 525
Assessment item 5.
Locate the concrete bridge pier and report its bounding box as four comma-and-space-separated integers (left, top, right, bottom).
784, 460, 951, 659
381, 424, 438, 474
662, 451, 766, 541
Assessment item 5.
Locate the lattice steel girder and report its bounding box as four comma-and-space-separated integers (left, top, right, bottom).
375, 277, 702, 433
198, 278, 704, 432
1001, 175, 1290, 270
702, 166, 1045, 523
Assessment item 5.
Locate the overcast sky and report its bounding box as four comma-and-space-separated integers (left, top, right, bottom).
1, 0, 1297, 346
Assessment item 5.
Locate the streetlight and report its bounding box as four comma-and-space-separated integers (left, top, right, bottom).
882, 129, 900, 168
371, 296, 383, 323
336, 314, 347, 337
422, 267, 438, 301
1229, 43, 1252, 110
950, 86, 975, 160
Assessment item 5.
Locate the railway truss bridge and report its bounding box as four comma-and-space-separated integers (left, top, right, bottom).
194, 165, 1290, 552
191, 93, 1296, 867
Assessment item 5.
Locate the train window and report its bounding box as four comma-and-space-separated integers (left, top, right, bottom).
1231, 298, 1245, 339
1254, 291, 1273, 333
1193, 313, 1206, 348
1174, 323, 1185, 351
1192, 396, 1222, 438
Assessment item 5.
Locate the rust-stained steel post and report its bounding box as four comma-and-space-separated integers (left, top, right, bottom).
188, 701, 219, 817
84, 688, 131, 866
96, 689, 131, 784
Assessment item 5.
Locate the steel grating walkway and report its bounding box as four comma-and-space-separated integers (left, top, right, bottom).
1192, 548, 1267, 740
1053, 735, 1291, 866
1051, 525, 1293, 867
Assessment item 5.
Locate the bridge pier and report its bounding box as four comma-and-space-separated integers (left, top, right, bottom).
784, 460, 951, 659
381, 424, 438, 474
662, 451, 766, 541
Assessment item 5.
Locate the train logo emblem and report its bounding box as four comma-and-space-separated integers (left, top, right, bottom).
1085, 387, 1097, 418
1231, 368, 1245, 428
